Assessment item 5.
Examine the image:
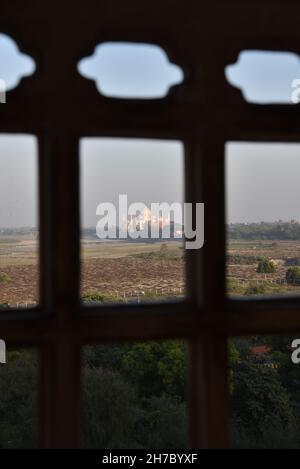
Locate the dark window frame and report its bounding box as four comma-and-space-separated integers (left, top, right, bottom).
1, 0, 300, 448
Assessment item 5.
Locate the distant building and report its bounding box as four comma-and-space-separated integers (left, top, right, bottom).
250, 345, 278, 368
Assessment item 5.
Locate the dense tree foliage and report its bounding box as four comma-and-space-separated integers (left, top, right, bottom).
81, 342, 188, 448
3, 337, 300, 449
230, 336, 300, 448
0, 350, 38, 448
231, 362, 295, 435
228, 221, 300, 240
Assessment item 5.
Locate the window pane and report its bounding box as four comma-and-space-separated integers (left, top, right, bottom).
77, 42, 183, 99
80, 138, 186, 305
225, 50, 299, 104
229, 336, 300, 448
0, 33, 35, 92
0, 135, 39, 308
81, 341, 188, 448
226, 142, 300, 298
0, 348, 38, 448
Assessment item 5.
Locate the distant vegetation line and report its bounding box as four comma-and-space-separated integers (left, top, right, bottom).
228, 221, 300, 240
3, 222, 300, 241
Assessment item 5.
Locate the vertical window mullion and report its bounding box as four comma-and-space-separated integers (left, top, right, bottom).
188, 335, 228, 448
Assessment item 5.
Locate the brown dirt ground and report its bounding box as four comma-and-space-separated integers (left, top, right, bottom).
0, 257, 185, 305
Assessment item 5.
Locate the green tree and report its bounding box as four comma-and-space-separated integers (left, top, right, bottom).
82, 367, 139, 448
135, 396, 188, 449
81, 350, 189, 449
231, 361, 295, 443
265, 335, 300, 404
122, 341, 186, 401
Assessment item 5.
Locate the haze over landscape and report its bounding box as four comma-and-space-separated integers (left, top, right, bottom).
1, 40, 300, 227
1, 138, 300, 229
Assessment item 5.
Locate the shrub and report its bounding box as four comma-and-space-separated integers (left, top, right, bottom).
256, 257, 276, 274
286, 267, 300, 285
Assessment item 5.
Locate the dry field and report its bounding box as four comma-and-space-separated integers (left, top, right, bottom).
82, 256, 185, 298
0, 237, 185, 306
81, 240, 185, 300
227, 239, 300, 296
0, 235, 38, 306
2, 235, 300, 305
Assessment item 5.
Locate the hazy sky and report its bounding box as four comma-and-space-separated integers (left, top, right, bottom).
81, 138, 184, 228
1, 36, 300, 227
0, 135, 37, 228
77, 42, 183, 98
226, 50, 300, 104
226, 142, 300, 223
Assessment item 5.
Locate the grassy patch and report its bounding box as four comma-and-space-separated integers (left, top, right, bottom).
129, 251, 182, 261
0, 272, 10, 283
227, 254, 260, 265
